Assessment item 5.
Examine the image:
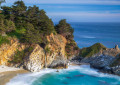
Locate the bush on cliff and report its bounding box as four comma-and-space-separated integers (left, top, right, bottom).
55, 19, 74, 40
80, 43, 106, 57
55, 19, 80, 58
0, 35, 10, 46
0, 18, 15, 33
9, 47, 34, 64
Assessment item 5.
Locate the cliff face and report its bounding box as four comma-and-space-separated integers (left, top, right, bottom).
0, 38, 25, 66
24, 44, 45, 72
24, 33, 67, 72
0, 33, 68, 72
46, 33, 67, 68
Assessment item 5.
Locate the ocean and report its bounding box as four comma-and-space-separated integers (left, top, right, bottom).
71, 22, 120, 48
7, 22, 120, 85
7, 65, 120, 85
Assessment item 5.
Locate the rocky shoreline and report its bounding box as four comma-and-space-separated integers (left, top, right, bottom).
71, 45, 120, 76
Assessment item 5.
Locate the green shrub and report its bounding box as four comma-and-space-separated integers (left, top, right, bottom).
7, 31, 22, 39
10, 46, 34, 64
80, 43, 106, 57
0, 35, 10, 46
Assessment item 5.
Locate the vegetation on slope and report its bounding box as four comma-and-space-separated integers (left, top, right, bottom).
0, 1, 79, 60
9, 47, 34, 64
80, 43, 106, 57
0, 35, 10, 46
0, 1, 55, 45
55, 19, 80, 58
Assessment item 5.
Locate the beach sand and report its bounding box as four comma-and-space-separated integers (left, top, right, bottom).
0, 66, 29, 85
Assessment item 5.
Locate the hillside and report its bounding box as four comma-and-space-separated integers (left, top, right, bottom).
0, 1, 79, 72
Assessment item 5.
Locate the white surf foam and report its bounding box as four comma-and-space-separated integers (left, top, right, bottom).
6, 68, 56, 85
6, 65, 120, 85
81, 35, 96, 39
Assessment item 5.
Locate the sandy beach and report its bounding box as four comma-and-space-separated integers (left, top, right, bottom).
0, 65, 29, 85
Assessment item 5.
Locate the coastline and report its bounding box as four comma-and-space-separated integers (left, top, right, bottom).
0, 66, 29, 85
0, 63, 81, 85
1, 64, 120, 85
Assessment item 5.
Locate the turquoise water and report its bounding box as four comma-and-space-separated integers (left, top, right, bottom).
7, 65, 120, 85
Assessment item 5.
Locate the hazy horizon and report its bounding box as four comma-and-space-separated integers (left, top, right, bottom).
1, 0, 120, 22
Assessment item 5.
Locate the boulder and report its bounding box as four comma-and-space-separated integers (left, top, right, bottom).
48, 56, 67, 69
81, 54, 115, 69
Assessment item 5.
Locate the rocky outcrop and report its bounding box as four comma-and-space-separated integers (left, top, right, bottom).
23, 33, 67, 72
0, 38, 26, 66
81, 55, 115, 69
48, 55, 67, 69
102, 48, 120, 57
109, 54, 120, 75
0, 33, 68, 72
24, 44, 45, 72
79, 45, 120, 75
115, 45, 119, 51
46, 33, 67, 67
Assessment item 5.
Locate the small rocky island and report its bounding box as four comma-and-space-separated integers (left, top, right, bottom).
0, 1, 120, 77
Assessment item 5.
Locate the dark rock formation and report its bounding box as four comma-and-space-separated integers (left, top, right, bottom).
115, 45, 119, 50
81, 54, 115, 69
48, 56, 67, 69
79, 45, 120, 75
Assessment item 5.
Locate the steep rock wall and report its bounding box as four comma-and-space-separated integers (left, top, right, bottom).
0, 38, 25, 66
24, 33, 67, 72
0, 34, 68, 72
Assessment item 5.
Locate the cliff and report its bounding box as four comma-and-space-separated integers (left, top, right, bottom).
0, 33, 68, 72
24, 33, 67, 72
0, 38, 26, 66
0, 1, 78, 72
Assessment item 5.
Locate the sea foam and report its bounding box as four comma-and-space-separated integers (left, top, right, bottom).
6, 65, 120, 85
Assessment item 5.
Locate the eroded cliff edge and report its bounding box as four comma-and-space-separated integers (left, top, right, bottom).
0, 33, 79, 72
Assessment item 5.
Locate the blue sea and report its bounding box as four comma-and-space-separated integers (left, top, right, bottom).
7, 22, 120, 85
71, 22, 120, 48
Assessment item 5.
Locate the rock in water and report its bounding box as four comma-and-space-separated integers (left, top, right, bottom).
115, 45, 119, 50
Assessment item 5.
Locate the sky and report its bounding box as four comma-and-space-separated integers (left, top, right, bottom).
1, 0, 120, 22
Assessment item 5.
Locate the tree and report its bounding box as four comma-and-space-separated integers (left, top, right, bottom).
55, 19, 79, 58
1, 6, 14, 20
55, 19, 74, 40
22, 23, 42, 44
12, 1, 27, 16
12, 1, 27, 29
4, 19, 15, 32
0, 18, 5, 32
0, 18, 15, 33
26, 8, 55, 35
